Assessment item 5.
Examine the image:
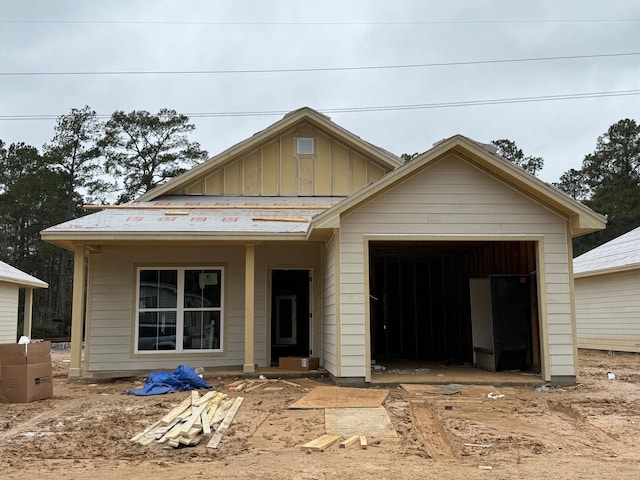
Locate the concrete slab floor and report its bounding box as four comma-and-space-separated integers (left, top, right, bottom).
370, 360, 544, 386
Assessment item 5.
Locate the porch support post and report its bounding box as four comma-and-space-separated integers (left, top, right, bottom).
69, 245, 86, 379
243, 244, 256, 373
22, 288, 34, 339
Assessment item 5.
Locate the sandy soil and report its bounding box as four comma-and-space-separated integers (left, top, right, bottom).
1, 349, 639, 479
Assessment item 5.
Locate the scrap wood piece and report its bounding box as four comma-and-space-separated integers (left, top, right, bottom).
206, 396, 244, 449
226, 379, 244, 389
300, 434, 342, 452
206, 393, 227, 423
159, 396, 192, 425
201, 410, 211, 435
279, 380, 301, 387
209, 398, 234, 425
339, 436, 360, 449
360, 436, 368, 450
180, 403, 208, 434
244, 380, 268, 392
252, 216, 309, 223
130, 420, 162, 443
231, 382, 246, 392
194, 391, 217, 406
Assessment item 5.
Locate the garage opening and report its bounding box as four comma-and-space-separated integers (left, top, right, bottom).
369, 240, 541, 373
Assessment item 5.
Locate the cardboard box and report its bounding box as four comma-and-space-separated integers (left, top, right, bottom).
278, 356, 320, 371
0, 341, 53, 403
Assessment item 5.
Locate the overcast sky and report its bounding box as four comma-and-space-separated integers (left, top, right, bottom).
1, 0, 639, 183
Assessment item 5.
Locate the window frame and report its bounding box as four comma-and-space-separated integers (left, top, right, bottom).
134, 266, 224, 354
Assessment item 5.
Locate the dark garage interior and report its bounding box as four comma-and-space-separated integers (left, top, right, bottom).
368, 240, 541, 372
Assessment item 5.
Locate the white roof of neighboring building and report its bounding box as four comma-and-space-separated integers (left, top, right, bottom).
573, 225, 640, 277
0, 261, 48, 288
42, 196, 346, 248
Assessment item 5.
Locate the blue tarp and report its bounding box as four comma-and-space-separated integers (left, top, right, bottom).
125, 365, 211, 396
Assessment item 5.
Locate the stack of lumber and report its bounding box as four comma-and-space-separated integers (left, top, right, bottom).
130, 390, 244, 449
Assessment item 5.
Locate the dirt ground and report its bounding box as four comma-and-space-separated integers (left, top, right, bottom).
1, 349, 639, 480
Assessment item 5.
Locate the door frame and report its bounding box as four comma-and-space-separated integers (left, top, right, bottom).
266, 267, 313, 365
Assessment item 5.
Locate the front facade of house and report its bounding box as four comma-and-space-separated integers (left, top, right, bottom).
574, 226, 640, 353
42, 108, 606, 384
0, 261, 48, 343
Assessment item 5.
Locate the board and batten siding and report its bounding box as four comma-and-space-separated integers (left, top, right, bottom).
337, 153, 573, 380
0, 283, 19, 343
575, 270, 640, 352
87, 245, 247, 372
322, 230, 339, 376
179, 123, 389, 197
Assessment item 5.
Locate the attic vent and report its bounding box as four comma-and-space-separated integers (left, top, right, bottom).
297, 137, 314, 155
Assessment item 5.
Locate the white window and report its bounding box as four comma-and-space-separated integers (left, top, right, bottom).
296, 137, 314, 155
135, 267, 223, 353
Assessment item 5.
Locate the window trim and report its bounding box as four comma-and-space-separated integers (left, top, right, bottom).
134, 266, 224, 354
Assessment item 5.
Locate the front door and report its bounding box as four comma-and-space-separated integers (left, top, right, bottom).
270, 269, 310, 365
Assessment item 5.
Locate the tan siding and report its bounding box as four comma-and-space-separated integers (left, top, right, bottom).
224, 160, 243, 194
575, 270, 640, 353
243, 151, 261, 194
298, 157, 314, 195
322, 231, 339, 375
0, 283, 19, 343
204, 170, 223, 194
332, 142, 350, 195
185, 180, 203, 195
315, 133, 332, 194
338, 153, 574, 378
367, 163, 385, 183
351, 152, 368, 191
262, 141, 279, 194
165, 121, 395, 198
87, 245, 247, 372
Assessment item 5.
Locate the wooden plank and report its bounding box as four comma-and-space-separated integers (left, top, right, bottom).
159, 421, 187, 442
339, 435, 360, 449
181, 403, 208, 434
263, 386, 284, 392
130, 420, 162, 443
206, 397, 244, 449
360, 436, 368, 449
194, 391, 217, 406
201, 410, 211, 435
279, 380, 301, 387
209, 398, 234, 425
159, 396, 192, 425
206, 393, 227, 422
300, 434, 342, 452
244, 380, 267, 392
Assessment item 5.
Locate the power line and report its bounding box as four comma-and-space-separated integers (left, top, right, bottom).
1, 52, 637, 77
1, 19, 639, 26
1, 89, 638, 122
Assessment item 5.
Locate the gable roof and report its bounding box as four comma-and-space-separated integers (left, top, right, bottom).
309, 134, 606, 238
137, 107, 402, 202
0, 261, 48, 289
574, 225, 640, 277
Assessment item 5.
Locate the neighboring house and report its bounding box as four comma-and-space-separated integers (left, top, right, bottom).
574, 226, 640, 353
41, 107, 606, 384
0, 260, 48, 343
